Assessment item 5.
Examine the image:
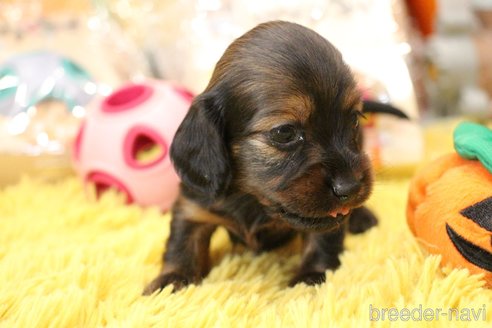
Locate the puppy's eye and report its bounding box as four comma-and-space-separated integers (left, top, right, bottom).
269, 124, 303, 145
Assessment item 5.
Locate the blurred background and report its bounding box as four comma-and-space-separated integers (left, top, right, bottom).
1, 0, 491, 188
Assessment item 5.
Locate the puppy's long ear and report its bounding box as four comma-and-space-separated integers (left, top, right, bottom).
170, 92, 231, 206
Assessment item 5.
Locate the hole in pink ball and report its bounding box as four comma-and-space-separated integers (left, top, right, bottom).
86, 171, 134, 203
132, 134, 163, 164
124, 126, 168, 169
102, 84, 153, 113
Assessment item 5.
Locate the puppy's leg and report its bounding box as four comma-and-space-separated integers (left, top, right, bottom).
254, 226, 297, 252
289, 226, 345, 286
348, 206, 378, 234
143, 214, 216, 294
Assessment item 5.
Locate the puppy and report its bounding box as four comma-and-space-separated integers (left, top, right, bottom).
144, 21, 378, 294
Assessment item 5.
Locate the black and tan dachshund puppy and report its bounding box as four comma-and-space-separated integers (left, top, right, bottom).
144, 21, 380, 294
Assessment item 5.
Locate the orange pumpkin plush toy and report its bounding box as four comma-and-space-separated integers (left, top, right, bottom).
407, 122, 492, 287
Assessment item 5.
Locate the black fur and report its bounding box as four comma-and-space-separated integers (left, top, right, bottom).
144, 21, 379, 294
170, 92, 231, 206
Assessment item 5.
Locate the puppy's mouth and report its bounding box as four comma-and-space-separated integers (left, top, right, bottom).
274, 204, 350, 232
327, 207, 351, 217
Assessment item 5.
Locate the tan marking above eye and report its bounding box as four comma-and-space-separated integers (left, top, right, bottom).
249, 94, 312, 132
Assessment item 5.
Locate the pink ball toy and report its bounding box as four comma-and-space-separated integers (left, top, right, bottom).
73, 80, 192, 211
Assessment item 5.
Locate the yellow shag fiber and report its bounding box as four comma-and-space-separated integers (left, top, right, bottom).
1, 177, 491, 327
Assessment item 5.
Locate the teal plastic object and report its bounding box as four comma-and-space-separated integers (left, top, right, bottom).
453, 121, 492, 174
0, 51, 95, 117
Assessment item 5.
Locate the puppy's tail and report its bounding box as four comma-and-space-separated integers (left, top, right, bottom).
362, 100, 410, 119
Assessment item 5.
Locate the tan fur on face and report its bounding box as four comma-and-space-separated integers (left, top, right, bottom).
249, 94, 313, 132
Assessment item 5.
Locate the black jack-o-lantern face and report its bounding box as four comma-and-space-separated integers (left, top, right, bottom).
446, 196, 492, 273
407, 153, 492, 288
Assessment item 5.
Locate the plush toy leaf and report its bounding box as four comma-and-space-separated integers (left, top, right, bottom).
454, 122, 492, 173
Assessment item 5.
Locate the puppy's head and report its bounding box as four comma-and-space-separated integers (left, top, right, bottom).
171, 21, 373, 231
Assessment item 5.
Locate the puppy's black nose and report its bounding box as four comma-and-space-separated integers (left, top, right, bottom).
331, 177, 361, 202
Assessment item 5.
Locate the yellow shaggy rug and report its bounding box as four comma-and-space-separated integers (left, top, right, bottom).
1, 176, 491, 327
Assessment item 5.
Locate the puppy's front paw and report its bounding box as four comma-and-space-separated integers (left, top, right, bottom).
348, 206, 378, 234
288, 271, 326, 287
143, 272, 191, 295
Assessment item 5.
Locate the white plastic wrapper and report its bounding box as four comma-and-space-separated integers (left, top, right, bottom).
0, 8, 147, 186
0, 51, 103, 185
